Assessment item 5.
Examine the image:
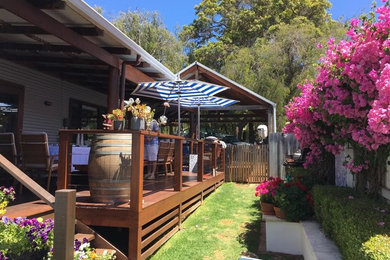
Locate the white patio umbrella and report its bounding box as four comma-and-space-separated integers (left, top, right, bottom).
170, 96, 239, 139
131, 80, 229, 135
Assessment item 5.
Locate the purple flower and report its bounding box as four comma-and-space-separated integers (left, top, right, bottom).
74, 239, 82, 251
378, 221, 385, 226
348, 195, 354, 200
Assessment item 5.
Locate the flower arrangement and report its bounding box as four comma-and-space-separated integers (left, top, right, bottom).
106, 108, 126, 121
0, 186, 15, 215
255, 177, 282, 203
158, 102, 170, 125
74, 238, 116, 260
125, 98, 153, 120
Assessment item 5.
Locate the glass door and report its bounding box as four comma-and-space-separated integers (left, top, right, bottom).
0, 82, 24, 136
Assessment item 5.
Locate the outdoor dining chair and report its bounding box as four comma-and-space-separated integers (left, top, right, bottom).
20, 132, 58, 191
0, 132, 18, 165
156, 141, 175, 175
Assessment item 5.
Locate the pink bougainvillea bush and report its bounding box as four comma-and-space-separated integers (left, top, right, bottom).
284, 0, 390, 193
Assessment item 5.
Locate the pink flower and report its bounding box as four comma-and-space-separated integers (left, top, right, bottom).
378, 221, 385, 226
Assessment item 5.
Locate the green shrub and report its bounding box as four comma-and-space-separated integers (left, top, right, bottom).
362, 235, 390, 260
313, 185, 390, 260
287, 167, 314, 189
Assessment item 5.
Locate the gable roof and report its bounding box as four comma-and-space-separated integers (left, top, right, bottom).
178, 61, 276, 108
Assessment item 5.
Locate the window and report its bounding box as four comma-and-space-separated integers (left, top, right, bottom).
68, 99, 106, 130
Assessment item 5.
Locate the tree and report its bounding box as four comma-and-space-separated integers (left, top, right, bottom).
181, 0, 332, 69
221, 20, 345, 130
284, 2, 390, 194
113, 10, 187, 72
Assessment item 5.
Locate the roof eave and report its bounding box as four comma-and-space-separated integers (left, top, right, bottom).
66, 0, 176, 81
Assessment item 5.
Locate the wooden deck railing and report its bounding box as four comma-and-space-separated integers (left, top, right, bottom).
57, 129, 224, 207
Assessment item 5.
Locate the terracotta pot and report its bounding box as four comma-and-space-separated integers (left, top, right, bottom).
260, 201, 275, 215
273, 206, 287, 219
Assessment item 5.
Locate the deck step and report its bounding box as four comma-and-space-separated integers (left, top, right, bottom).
95, 248, 116, 256
74, 233, 95, 242
4, 200, 53, 219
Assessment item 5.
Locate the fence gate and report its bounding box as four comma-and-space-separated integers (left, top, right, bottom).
225, 144, 269, 183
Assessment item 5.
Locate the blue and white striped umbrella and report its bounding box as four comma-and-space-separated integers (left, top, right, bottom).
175, 96, 238, 108
132, 80, 229, 135
170, 96, 238, 139
132, 80, 228, 100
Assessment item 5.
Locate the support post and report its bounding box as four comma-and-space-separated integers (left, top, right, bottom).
174, 138, 183, 191
108, 66, 120, 112
129, 132, 144, 260
58, 132, 71, 189
119, 62, 126, 110
221, 147, 225, 174
53, 189, 76, 260
212, 142, 217, 176
197, 141, 204, 182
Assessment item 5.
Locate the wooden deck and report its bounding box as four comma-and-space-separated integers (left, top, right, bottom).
0, 129, 225, 259
56, 129, 225, 259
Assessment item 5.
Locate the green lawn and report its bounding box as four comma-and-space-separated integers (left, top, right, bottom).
149, 183, 261, 260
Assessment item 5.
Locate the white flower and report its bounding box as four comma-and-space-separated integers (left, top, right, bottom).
145, 106, 151, 113
79, 242, 90, 251
135, 98, 141, 104
159, 115, 167, 125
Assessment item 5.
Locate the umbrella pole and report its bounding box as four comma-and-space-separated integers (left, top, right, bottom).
197, 105, 200, 139
177, 83, 181, 136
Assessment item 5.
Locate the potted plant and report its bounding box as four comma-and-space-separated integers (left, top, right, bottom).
106, 108, 126, 130
255, 177, 282, 215
273, 180, 313, 221
125, 98, 154, 130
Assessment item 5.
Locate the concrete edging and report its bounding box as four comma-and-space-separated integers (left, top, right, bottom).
263, 215, 341, 260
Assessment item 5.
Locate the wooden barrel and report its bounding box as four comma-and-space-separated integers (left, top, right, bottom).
88, 134, 132, 203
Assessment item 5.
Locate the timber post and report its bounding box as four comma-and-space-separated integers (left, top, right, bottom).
129, 132, 144, 260
58, 132, 71, 189
212, 142, 217, 176
53, 189, 76, 260
174, 138, 183, 191
197, 140, 204, 182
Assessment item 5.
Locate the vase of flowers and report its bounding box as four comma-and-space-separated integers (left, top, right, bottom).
125, 98, 154, 130
255, 177, 282, 215
105, 108, 126, 130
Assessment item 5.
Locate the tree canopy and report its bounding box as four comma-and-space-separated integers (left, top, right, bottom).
181, 0, 333, 68
180, 0, 345, 130
113, 10, 187, 72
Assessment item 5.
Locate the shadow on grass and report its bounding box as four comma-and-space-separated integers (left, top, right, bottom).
238, 199, 262, 256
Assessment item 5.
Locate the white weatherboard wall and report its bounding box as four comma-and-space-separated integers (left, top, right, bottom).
0, 59, 107, 143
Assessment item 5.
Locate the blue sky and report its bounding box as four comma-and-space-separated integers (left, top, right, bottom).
85, 0, 374, 32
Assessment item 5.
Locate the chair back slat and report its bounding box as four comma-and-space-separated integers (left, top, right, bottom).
157, 141, 171, 161
0, 132, 17, 164
21, 132, 50, 169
